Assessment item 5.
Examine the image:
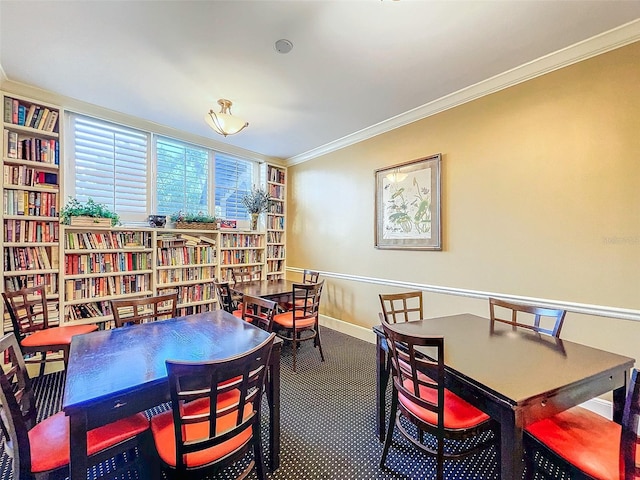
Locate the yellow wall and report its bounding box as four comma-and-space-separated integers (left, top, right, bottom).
287, 42, 640, 362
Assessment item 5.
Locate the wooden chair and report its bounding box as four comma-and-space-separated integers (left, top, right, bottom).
0, 332, 153, 480
380, 322, 498, 479
231, 267, 262, 284
111, 292, 178, 328
2, 285, 98, 376
302, 269, 320, 283
149, 332, 276, 479
241, 294, 277, 332
273, 281, 325, 372
525, 368, 640, 480
214, 280, 242, 318
489, 297, 566, 337
379, 291, 424, 324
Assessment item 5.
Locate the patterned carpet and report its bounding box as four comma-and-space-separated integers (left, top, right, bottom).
0, 327, 567, 479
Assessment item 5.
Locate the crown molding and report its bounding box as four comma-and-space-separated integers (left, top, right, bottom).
286, 19, 640, 167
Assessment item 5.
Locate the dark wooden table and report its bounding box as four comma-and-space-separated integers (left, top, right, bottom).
63, 310, 282, 480
231, 278, 297, 304
374, 313, 635, 480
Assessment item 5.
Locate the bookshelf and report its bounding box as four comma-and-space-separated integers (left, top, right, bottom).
265, 164, 286, 279
155, 229, 218, 317
219, 231, 265, 283
62, 227, 154, 326
2, 93, 62, 330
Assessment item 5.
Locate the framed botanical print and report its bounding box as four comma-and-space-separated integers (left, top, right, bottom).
375, 153, 442, 250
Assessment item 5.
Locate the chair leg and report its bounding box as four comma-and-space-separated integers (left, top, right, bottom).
292, 332, 297, 372
252, 424, 266, 480
315, 326, 325, 362
39, 351, 47, 377
380, 388, 398, 468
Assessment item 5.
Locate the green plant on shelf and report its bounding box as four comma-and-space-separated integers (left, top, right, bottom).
59, 197, 120, 226
170, 211, 217, 224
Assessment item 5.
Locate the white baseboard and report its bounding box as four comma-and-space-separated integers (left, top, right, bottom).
319, 314, 613, 419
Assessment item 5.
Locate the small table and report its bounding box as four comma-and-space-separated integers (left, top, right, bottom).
374, 314, 635, 480
231, 278, 297, 304
63, 310, 282, 480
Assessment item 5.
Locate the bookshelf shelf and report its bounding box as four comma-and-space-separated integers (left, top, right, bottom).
264, 164, 286, 279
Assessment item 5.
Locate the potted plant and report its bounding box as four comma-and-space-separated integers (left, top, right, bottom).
169, 211, 218, 230
60, 197, 120, 226
241, 188, 271, 230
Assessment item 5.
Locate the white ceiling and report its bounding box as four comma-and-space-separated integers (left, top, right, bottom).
1, 1, 639, 163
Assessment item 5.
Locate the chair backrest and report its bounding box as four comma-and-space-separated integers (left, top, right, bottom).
165, 332, 276, 472
302, 269, 320, 284
241, 295, 277, 332
0, 332, 38, 479
621, 368, 640, 479
379, 291, 423, 324
291, 281, 324, 319
381, 322, 445, 431
2, 285, 50, 339
214, 280, 237, 313
111, 292, 178, 328
489, 298, 566, 337
231, 267, 262, 285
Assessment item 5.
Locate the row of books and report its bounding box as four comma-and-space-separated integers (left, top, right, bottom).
220, 266, 262, 283
4, 220, 60, 243
267, 166, 286, 184
267, 184, 285, 200
156, 233, 216, 248
4, 246, 55, 271
3, 164, 58, 188
219, 233, 263, 248
175, 303, 214, 317
3, 97, 59, 133
3, 189, 58, 217
64, 274, 151, 300
157, 245, 217, 267
158, 284, 215, 304
268, 202, 284, 214
4, 130, 60, 164
65, 251, 152, 275
219, 250, 264, 265
266, 259, 285, 273
64, 302, 112, 322
267, 231, 284, 244
266, 245, 285, 258
266, 216, 285, 230
4, 273, 58, 296
157, 266, 217, 285
64, 231, 151, 250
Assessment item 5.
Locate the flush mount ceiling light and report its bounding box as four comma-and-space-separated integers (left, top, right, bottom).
274, 39, 293, 54
204, 99, 249, 137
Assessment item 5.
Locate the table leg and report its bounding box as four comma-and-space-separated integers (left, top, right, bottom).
499, 409, 524, 480
268, 341, 282, 470
612, 371, 628, 423
376, 334, 389, 442
68, 411, 88, 480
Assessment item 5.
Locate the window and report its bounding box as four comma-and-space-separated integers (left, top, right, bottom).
156, 137, 210, 216
214, 153, 254, 221
68, 114, 148, 222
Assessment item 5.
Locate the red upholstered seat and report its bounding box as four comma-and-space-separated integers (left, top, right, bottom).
151, 395, 252, 468
273, 310, 316, 329
526, 406, 621, 480
30, 411, 149, 473
21, 324, 97, 348
400, 378, 490, 430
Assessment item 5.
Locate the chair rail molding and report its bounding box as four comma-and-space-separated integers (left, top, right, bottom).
289, 267, 640, 323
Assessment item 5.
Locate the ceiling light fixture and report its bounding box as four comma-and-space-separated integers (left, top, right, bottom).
274, 39, 293, 54
204, 99, 249, 137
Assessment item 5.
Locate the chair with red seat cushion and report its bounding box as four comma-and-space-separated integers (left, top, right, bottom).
111, 292, 178, 328
150, 332, 276, 479
214, 280, 243, 318
282, 269, 320, 311
380, 322, 498, 479
489, 297, 566, 337
272, 281, 324, 372
379, 291, 424, 324
2, 285, 98, 376
241, 294, 277, 332
524, 368, 640, 480
0, 332, 153, 480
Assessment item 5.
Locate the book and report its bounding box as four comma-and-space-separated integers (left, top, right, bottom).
12, 99, 19, 124
24, 104, 36, 127
44, 110, 59, 132
7, 131, 18, 158
29, 106, 41, 128
3, 97, 12, 123
17, 105, 26, 126
37, 108, 50, 130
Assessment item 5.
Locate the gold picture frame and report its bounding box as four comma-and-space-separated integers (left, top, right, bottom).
375, 154, 442, 250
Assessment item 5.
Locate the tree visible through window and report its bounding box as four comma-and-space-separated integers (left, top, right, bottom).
156, 138, 209, 216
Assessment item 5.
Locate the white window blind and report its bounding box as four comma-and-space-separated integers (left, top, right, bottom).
214, 153, 253, 221
71, 115, 148, 221
156, 137, 209, 216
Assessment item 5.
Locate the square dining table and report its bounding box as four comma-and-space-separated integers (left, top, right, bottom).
63, 309, 282, 480
374, 313, 635, 480
230, 278, 297, 304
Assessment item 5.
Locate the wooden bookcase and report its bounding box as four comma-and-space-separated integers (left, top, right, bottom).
265, 164, 286, 278
218, 231, 265, 283
1, 93, 62, 329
